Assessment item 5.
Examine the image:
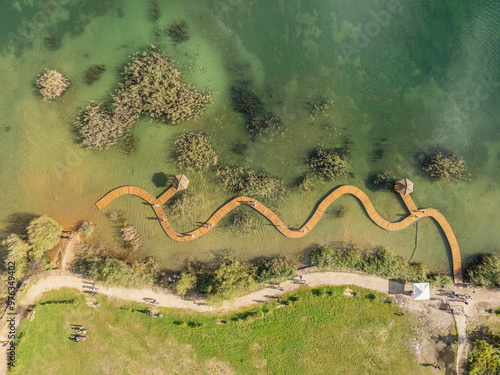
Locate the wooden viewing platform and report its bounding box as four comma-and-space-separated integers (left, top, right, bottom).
95, 183, 463, 284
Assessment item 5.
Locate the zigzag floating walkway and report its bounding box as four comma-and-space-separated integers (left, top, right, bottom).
95, 184, 463, 284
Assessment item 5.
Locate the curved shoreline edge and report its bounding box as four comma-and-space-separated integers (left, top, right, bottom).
95, 184, 462, 284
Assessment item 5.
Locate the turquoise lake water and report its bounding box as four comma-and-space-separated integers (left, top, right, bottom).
0, 0, 499, 273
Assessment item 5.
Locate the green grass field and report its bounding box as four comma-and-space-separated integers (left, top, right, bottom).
12, 286, 430, 374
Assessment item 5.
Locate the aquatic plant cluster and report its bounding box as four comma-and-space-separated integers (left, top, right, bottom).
229, 210, 256, 233
121, 224, 143, 252
75, 101, 138, 149
165, 191, 195, 218
175, 131, 216, 170
84, 64, 105, 84
75, 49, 211, 149
308, 147, 350, 180
166, 20, 189, 43
113, 51, 211, 123
232, 87, 283, 138
216, 166, 288, 200
36, 69, 69, 101
307, 96, 333, 119
423, 151, 469, 183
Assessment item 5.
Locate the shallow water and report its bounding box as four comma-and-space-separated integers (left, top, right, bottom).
0, 0, 499, 272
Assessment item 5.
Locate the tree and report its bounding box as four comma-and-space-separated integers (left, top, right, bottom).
212, 260, 255, 298
174, 272, 197, 297
467, 340, 500, 375
27, 216, 63, 258
255, 256, 296, 283
1, 234, 31, 279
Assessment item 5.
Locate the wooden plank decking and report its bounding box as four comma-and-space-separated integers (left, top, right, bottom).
95, 184, 463, 284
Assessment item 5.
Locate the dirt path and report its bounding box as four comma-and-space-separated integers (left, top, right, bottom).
0, 272, 498, 374
60, 233, 80, 270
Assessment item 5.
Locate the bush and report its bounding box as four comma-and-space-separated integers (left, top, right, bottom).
310, 244, 432, 283
308, 148, 349, 179
175, 131, 216, 171
78, 221, 96, 238
467, 340, 500, 375
27, 216, 63, 259
427, 273, 454, 287
255, 256, 296, 283
310, 245, 336, 268
216, 166, 288, 200
466, 254, 500, 286
310, 245, 362, 269
73, 244, 159, 287
212, 259, 255, 299
175, 272, 197, 297
423, 151, 469, 183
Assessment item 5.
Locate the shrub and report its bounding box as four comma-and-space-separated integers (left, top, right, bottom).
255, 256, 296, 284
212, 259, 255, 298
78, 221, 96, 238
27, 216, 63, 258
310, 244, 432, 283
308, 148, 349, 179
216, 166, 288, 200
466, 254, 500, 286
73, 244, 159, 287
76, 101, 138, 149
423, 151, 469, 183
175, 272, 197, 297
467, 340, 500, 375
175, 131, 216, 171
310, 244, 362, 269
36, 69, 69, 101
310, 245, 336, 268
427, 273, 454, 287
113, 50, 211, 123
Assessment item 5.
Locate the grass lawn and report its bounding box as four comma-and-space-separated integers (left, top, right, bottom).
13, 286, 430, 374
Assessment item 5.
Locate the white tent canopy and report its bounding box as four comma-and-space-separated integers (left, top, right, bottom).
412, 283, 430, 300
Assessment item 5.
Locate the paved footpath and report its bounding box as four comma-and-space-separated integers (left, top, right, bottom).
0, 272, 498, 374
